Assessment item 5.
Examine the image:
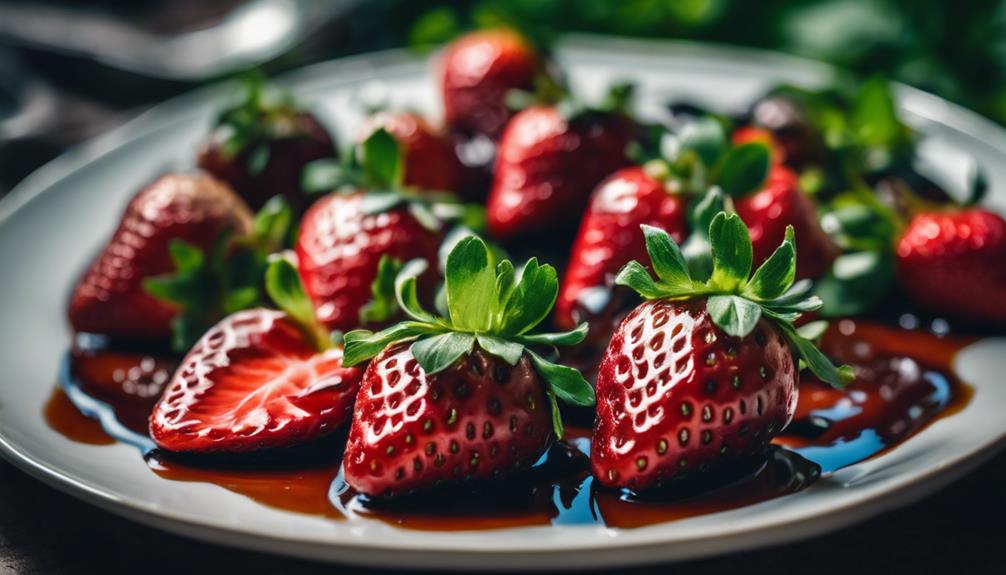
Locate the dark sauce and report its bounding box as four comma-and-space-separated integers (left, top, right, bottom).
46, 320, 974, 530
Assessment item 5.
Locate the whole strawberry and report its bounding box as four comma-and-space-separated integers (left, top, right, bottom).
440, 29, 544, 140
487, 100, 636, 240
356, 111, 464, 193
150, 259, 362, 452
68, 172, 253, 341
342, 236, 593, 497
198, 76, 335, 213
592, 216, 852, 492
556, 166, 688, 330
896, 208, 1006, 325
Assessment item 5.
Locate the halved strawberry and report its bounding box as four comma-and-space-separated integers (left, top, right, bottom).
592, 216, 851, 491
68, 172, 254, 341
440, 29, 544, 140
341, 235, 594, 496
357, 111, 464, 193
150, 261, 363, 453
487, 104, 636, 239
556, 166, 688, 330
896, 208, 1006, 325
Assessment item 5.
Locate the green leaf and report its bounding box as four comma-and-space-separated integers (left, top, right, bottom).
301, 159, 359, 194
545, 387, 564, 439
614, 260, 666, 299
359, 191, 405, 215
677, 116, 727, 167
814, 250, 894, 317
494, 259, 517, 315
360, 128, 403, 188
246, 144, 271, 176
411, 332, 475, 374
168, 239, 204, 273
476, 334, 524, 366
517, 323, 589, 347
445, 236, 497, 332
499, 258, 559, 335
394, 259, 438, 324
343, 322, 442, 367
265, 258, 330, 351
796, 320, 830, 341
706, 295, 763, 338
715, 142, 771, 197
254, 196, 292, 250
708, 212, 753, 292
745, 225, 796, 300
852, 76, 900, 147
641, 225, 693, 292
777, 320, 855, 388
408, 202, 443, 233
681, 186, 725, 281
527, 350, 595, 407
359, 255, 403, 324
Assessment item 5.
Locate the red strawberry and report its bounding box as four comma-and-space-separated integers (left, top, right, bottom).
896, 208, 1006, 325
357, 111, 464, 192
487, 106, 635, 239
340, 235, 593, 496
68, 172, 254, 341
150, 308, 363, 453
440, 29, 542, 139
343, 343, 551, 497
197, 80, 335, 212
295, 191, 442, 332
557, 166, 688, 330
735, 165, 838, 279
591, 215, 850, 492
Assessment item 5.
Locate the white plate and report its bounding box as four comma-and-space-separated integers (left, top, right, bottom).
1, 36, 1005, 570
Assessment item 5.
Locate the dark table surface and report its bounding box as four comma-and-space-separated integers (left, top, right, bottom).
2, 448, 1004, 574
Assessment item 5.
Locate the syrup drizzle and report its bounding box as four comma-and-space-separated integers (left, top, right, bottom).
45, 320, 973, 530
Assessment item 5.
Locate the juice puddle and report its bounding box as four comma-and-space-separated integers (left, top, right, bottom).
46, 321, 975, 530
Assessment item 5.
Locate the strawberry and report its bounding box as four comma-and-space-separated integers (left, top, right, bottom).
896, 208, 1006, 325
440, 29, 543, 139
341, 235, 593, 497
556, 166, 688, 330
735, 164, 838, 279
68, 172, 254, 341
357, 111, 464, 193
197, 76, 335, 213
149, 259, 363, 453
486, 103, 636, 240
592, 216, 852, 491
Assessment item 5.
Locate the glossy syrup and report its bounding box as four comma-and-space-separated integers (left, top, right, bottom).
46, 321, 973, 530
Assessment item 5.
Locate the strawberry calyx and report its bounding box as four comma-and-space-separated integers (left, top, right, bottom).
143, 196, 293, 353
615, 213, 854, 388
301, 128, 484, 233
343, 235, 594, 438
264, 256, 337, 353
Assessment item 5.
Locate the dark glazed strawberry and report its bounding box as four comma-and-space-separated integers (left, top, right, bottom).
487, 105, 635, 239
357, 111, 464, 192
557, 166, 688, 330
150, 308, 363, 452
295, 191, 442, 331
440, 29, 542, 139
341, 235, 593, 496
591, 216, 851, 491
68, 173, 253, 341
896, 208, 1006, 325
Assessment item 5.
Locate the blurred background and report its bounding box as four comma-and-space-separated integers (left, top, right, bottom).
1, 0, 1004, 197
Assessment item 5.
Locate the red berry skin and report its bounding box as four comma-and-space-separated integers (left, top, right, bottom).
735, 165, 838, 279
556, 166, 688, 330
357, 111, 464, 192
68, 173, 254, 341
897, 209, 1006, 325
198, 112, 335, 212
149, 308, 364, 453
343, 344, 552, 497
592, 299, 797, 492
487, 106, 636, 240
440, 29, 540, 139
295, 192, 442, 332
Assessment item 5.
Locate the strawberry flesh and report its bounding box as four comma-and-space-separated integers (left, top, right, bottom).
592, 299, 796, 492
295, 191, 442, 332
149, 308, 363, 453
897, 208, 1006, 325
557, 166, 688, 330
343, 343, 552, 497
68, 173, 254, 341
